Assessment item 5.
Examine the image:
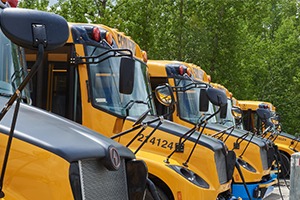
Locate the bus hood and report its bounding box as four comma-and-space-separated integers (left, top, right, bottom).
126, 115, 225, 152
280, 132, 298, 140
0, 97, 135, 162
205, 123, 266, 148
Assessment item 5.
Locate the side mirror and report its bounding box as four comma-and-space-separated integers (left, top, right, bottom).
206, 88, 227, 106
1, 8, 69, 51
199, 89, 209, 112
276, 123, 282, 132
231, 106, 243, 120
119, 57, 135, 94
220, 104, 227, 119
256, 108, 271, 120
155, 84, 175, 107
271, 116, 279, 125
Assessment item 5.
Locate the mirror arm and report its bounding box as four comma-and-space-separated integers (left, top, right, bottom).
0, 94, 22, 198
0, 43, 44, 121
223, 127, 235, 143
232, 130, 253, 151
162, 105, 175, 119
110, 116, 161, 139
134, 117, 163, 154
75, 49, 133, 64
239, 132, 255, 158
183, 122, 207, 167
211, 125, 234, 138
110, 125, 142, 140
164, 124, 199, 164
126, 127, 146, 148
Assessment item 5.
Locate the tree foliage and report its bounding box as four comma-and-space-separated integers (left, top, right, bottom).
18, 0, 300, 135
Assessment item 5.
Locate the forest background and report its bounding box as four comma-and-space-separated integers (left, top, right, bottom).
19, 0, 300, 136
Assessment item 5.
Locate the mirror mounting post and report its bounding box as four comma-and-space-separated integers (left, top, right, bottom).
0, 93, 22, 198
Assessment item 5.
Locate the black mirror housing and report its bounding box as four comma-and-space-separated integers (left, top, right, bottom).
1, 8, 69, 51
256, 108, 271, 120
119, 57, 135, 94
199, 88, 209, 112
220, 104, 227, 119
206, 88, 227, 106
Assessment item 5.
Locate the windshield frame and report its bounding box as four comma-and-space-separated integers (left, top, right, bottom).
0, 25, 30, 103
173, 76, 217, 125
85, 44, 156, 119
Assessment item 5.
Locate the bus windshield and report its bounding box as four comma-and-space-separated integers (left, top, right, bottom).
87, 46, 156, 117
175, 78, 217, 124
0, 28, 30, 102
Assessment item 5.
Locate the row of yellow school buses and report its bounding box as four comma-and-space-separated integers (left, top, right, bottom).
0, 1, 297, 199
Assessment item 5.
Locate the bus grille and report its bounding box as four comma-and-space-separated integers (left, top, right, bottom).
79, 158, 128, 200
215, 149, 228, 184
260, 147, 269, 170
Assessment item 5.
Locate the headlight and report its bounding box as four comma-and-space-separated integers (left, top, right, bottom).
167, 165, 209, 188
237, 158, 256, 173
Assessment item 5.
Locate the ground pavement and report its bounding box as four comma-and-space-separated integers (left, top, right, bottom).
264, 180, 289, 200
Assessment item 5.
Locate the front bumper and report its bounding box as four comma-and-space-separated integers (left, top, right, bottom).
232, 177, 278, 200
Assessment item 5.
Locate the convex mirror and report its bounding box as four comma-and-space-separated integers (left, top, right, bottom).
155, 84, 175, 107
1, 8, 69, 51
231, 106, 243, 120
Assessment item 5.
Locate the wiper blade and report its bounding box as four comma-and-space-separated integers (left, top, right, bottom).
124, 100, 149, 116
0, 93, 27, 101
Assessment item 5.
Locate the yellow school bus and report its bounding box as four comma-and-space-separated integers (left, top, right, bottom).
25, 23, 238, 199
239, 100, 299, 178
148, 60, 278, 200
0, 3, 148, 200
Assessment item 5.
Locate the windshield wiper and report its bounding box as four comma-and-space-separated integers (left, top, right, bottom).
221, 119, 233, 125
0, 93, 27, 102
123, 100, 149, 116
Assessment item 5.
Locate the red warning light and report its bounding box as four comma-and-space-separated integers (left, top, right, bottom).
8, 0, 18, 7
93, 28, 100, 42
179, 66, 184, 75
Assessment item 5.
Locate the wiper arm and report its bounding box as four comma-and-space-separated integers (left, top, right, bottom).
0, 93, 27, 101
211, 124, 235, 143
221, 119, 233, 125
123, 100, 148, 116
165, 106, 221, 166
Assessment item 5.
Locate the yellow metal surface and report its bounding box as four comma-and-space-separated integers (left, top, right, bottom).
238, 100, 300, 155
25, 22, 234, 199
148, 60, 272, 184
0, 134, 73, 200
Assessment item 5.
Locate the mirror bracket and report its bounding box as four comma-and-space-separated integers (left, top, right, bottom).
175, 143, 184, 153
32, 24, 47, 48
233, 142, 240, 150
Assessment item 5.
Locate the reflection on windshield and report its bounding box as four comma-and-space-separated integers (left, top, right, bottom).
0, 28, 30, 102
86, 46, 156, 116
175, 78, 217, 124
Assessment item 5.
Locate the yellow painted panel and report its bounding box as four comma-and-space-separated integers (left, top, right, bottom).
0, 134, 73, 200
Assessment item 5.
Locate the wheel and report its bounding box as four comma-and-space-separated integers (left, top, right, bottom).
145, 186, 169, 200
278, 152, 290, 179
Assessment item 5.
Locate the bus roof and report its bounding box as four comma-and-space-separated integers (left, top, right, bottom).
67, 22, 144, 61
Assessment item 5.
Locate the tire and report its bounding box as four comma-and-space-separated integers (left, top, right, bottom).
145, 186, 169, 200
278, 152, 290, 179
